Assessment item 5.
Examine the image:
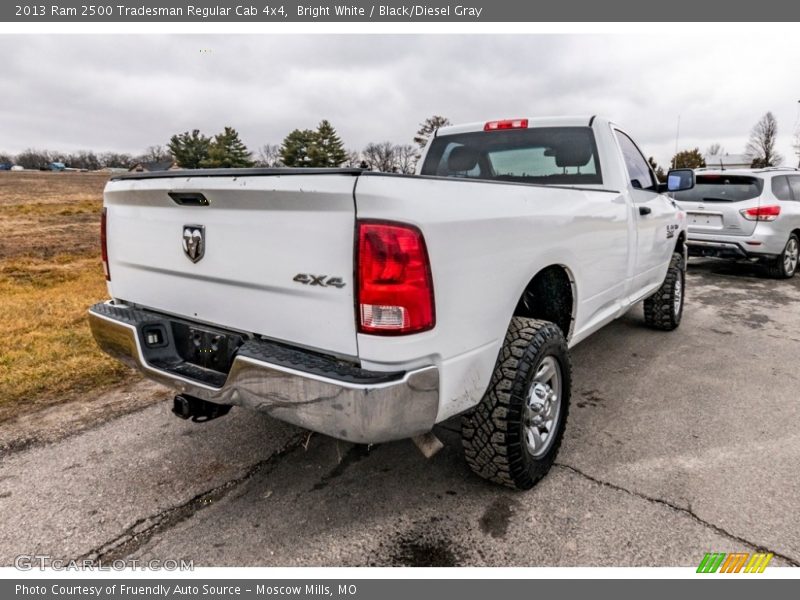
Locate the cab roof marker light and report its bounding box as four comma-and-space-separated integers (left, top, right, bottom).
484, 119, 529, 131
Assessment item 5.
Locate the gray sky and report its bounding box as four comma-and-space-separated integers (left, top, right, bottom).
1, 34, 799, 167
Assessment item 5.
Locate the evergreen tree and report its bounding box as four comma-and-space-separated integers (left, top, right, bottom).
280, 121, 348, 167
201, 126, 254, 168
670, 148, 706, 170
279, 129, 318, 167
414, 115, 451, 149
168, 129, 211, 169
309, 120, 347, 167
647, 156, 666, 182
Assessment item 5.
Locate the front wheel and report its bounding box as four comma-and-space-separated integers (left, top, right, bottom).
461, 317, 571, 490
643, 251, 684, 331
767, 234, 799, 279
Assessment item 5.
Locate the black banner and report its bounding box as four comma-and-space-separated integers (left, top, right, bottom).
5, 579, 797, 600
3, 0, 799, 22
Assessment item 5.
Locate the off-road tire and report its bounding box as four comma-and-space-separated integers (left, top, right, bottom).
767, 234, 799, 279
461, 317, 571, 490
643, 251, 684, 331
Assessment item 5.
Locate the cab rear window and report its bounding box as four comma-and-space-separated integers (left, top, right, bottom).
673, 174, 763, 202
420, 126, 602, 185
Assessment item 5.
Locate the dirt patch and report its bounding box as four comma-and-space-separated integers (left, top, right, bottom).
385, 526, 462, 567
479, 495, 517, 539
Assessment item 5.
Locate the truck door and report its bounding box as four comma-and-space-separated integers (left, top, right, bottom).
614, 129, 675, 296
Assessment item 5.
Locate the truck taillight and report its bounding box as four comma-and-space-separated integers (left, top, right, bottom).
356, 221, 435, 335
101, 207, 110, 281
740, 205, 781, 221
484, 118, 528, 131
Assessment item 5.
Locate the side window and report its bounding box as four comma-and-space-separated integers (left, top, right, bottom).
615, 130, 656, 191
772, 176, 792, 201
788, 176, 800, 201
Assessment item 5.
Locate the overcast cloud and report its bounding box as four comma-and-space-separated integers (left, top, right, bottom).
1, 34, 799, 167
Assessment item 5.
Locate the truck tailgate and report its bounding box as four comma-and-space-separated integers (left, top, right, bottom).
104, 173, 359, 358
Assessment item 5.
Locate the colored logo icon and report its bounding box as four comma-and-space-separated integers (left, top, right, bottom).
697, 552, 773, 573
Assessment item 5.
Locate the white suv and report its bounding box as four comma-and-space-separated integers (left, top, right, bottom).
673, 167, 800, 278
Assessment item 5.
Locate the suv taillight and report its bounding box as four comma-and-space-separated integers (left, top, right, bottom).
356, 221, 435, 335
101, 207, 110, 280
740, 205, 781, 221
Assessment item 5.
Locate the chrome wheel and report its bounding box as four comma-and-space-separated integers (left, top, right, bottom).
673, 272, 683, 317
783, 237, 798, 275
523, 356, 562, 458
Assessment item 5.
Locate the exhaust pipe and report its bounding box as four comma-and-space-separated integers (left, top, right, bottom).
412, 432, 444, 459
172, 394, 231, 423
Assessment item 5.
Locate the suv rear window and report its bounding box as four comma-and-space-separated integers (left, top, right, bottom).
673, 174, 764, 202
772, 176, 793, 201
420, 126, 602, 185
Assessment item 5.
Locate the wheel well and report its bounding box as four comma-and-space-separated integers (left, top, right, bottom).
792, 228, 800, 241
675, 231, 686, 254
513, 266, 575, 338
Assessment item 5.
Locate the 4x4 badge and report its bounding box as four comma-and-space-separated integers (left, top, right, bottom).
182, 225, 205, 263
293, 274, 346, 288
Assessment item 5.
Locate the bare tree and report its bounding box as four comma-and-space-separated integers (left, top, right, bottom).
256, 144, 283, 167
142, 145, 172, 163
14, 149, 53, 169
362, 142, 399, 172
394, 144, 419, 174
705, 143, 724, 156
343, 149, 362, 168
746, 112, 783, 168
0, 152, 13, 164
64, 150, 101, 170
99, 152, 134, 169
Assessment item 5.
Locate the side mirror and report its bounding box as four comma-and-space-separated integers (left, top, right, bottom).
661, 168, 695, 193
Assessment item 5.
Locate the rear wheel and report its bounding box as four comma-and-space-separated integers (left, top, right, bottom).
767, 234, 799, 279
461, 317, 571, 490
643, 251, 684, 331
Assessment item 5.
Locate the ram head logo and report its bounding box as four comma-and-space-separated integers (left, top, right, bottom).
182, 225, 205, 263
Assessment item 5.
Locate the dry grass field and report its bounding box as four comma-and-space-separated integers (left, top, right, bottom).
0, 171, 134, 422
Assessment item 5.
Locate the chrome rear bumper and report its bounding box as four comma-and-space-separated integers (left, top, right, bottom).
87, 302, 439, 443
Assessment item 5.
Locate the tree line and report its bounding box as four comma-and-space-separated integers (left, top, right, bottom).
4, 112, 797, 174
0, 147, 172, 171
0, 116, 451, 173
649, 111, 799, 181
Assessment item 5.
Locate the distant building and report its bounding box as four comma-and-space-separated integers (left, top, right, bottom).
128, 160, 180, 173
702, 153, 752, 170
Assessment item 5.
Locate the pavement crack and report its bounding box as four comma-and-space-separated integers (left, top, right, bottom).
554, 462, 800, 567
75, 432, 307, 563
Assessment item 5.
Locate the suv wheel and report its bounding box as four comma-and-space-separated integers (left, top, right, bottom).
768, 234, 799, 279
461, 317, 571, 490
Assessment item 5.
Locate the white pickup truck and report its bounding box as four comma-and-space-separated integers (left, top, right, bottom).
89, 116, 692, 489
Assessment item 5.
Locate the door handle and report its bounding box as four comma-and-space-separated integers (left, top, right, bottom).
639, 206, 652, 216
